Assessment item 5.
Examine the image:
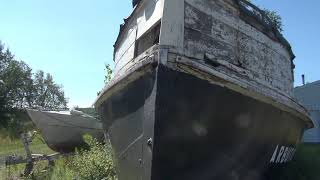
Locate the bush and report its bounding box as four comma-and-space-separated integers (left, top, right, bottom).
50, 158, 74, 180
71, 135, 118, 180
1, 134, 118, 180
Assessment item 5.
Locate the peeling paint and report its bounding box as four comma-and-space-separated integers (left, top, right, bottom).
184, 0, 293, 96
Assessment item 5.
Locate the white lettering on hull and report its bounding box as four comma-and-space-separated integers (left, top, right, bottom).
269, 145, 296, 164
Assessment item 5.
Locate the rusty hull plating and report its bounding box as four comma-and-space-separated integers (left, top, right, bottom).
95, 0, 313, 179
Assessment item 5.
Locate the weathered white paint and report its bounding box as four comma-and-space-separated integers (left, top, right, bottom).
174, 55, 310, 124
160, 0, 184, 51
103, 0, 311, 123
183, 0, 293, 96
114, 0, 164, 75
136, 0, 163, 39
114, 26, 137, 64
185, 0, 290, 59
95, 46, 160, 107
106, 0, 311, 123
115, 42, 136, 74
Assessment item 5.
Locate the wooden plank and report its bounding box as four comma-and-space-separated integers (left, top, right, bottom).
160, 0, 184, 52
183, 0, 293, 95
184, 0, 290, 59
114, 0, 164, 75
136, 0, 163, 39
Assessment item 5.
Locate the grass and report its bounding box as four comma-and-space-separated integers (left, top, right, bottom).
267, 144, 320, 180
1, 125, 320, 180
0, 129, 55, 180
0, 130, 54, 158
0, 130, 117, 180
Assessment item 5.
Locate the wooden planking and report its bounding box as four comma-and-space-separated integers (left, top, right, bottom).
173, 54, 310, 125
114, 26, 137, 65
184, 27, 238, 65
115, 45, 136, 74
185, 0, 290, 60
114, 0, 164, 75
136, 0, 163, 39
183, 0, 293, 94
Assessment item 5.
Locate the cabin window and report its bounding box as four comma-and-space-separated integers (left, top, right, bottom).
134, 23, 161, 57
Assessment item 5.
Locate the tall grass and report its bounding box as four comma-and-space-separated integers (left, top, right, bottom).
0, 130, 54, 158
1, 134, 117, 180
2, 143, 320, 180
28, 135, 117, 180
70, 135, 117, 180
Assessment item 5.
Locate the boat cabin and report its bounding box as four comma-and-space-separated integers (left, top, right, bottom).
113, 0, 295, 99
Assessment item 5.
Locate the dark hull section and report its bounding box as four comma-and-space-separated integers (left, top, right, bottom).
98, 65, 306, 180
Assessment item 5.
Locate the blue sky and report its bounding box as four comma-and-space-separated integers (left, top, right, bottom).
255, 0, 320, 85
0, 0, 319, 107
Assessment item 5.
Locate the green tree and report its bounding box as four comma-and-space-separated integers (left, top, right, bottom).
33, 70, 67, 109
1, 60, 33, 108
0, 41, 68, 127
264, 9, 283, 32
97, 64, 113, 96
104, 64, 113, 84
0, 42, 25, 126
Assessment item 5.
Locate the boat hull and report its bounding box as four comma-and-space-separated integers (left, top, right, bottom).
27, 110, 104, 153
98, 65, 308, 180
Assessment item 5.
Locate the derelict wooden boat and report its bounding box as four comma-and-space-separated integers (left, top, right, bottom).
95, 0, 313, 179
27, 109, 104, 153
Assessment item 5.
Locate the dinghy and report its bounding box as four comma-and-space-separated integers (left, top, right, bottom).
27, 109, 104, 153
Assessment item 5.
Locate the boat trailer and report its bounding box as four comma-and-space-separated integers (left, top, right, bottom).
3, 132, 73, 176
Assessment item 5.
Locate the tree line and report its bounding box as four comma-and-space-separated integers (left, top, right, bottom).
0, 41, 67, 127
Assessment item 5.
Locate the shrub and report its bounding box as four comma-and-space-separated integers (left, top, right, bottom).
71, 135, 118, 180
50, 158, 74, 180
1, 134, 118, 179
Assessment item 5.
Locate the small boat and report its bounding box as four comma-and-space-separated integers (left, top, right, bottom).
27, 109, 104, 153
95, 0, 313, 179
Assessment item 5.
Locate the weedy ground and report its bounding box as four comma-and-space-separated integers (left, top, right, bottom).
1, 127, 319, 180
0, 131, 117, 180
